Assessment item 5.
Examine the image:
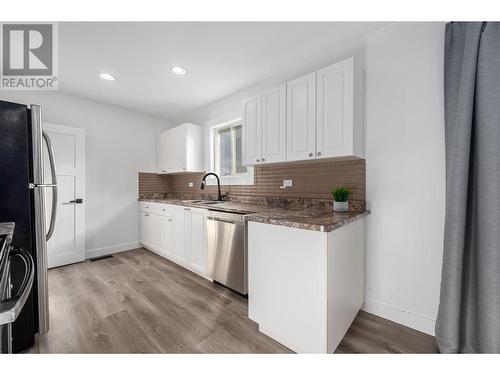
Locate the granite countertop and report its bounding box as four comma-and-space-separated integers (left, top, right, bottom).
243, 207, 369, 232
139, 198, 369, 232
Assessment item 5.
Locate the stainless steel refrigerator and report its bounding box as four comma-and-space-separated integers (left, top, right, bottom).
0, 100, 57, 352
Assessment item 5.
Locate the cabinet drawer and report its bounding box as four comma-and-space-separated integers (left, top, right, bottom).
139, 201, 158, 214
157, 203, 174, 217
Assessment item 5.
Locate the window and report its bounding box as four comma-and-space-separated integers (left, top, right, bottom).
210, 119, 253, 186
214, 122, 247, 177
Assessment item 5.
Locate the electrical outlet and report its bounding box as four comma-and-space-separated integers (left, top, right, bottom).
283, 180, 293, 187
188, 182, 193, 188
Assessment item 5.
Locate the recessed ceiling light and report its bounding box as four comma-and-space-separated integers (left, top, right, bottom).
171, 65, 187, 75
98, 72, 116, 81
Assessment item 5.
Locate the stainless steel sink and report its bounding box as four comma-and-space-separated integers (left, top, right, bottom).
181, 200, 223, 205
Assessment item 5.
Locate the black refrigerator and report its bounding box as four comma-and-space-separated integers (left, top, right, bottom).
0, 100, 56, 352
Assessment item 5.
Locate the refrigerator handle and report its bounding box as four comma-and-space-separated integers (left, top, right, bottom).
30, 104, 49, 334
42, 131, 57, 241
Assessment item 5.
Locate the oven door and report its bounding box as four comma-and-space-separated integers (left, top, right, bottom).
0, 260, 12, 354
0, 248, 35, 354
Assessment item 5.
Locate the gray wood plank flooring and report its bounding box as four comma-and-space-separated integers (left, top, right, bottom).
26, 248, 438, 354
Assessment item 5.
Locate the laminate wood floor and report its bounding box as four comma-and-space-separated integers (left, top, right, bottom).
27, 248, 438, 354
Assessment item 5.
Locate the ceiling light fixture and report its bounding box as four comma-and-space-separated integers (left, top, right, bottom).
171, 65, 187, 75
98, 72, 116, 81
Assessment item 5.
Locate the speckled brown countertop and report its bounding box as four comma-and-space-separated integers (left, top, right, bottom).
243, 208, 369, 232
139, 198, 369, 232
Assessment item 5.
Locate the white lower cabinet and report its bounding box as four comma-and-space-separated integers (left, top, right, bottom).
158, 215, 173, 257
187, 208, 208, 275
139, 211, 158, 249
139, 203, 208, 278
172, 206, 188, 265
248, 218, 365, 353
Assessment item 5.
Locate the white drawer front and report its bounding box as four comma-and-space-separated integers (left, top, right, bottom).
157, 203, 174, 217
139, 201, 158, 214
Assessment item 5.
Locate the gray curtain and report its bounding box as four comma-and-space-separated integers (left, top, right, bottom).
436, 22, 500, 353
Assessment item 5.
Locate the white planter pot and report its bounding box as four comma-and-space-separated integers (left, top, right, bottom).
333, 201, 349, 213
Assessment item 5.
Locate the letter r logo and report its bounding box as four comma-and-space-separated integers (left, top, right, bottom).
2, 24, 53, 76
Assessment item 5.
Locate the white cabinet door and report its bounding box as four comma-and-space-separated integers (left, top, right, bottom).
243, 95, 262, 165
139, 211, 148, 245
170, 125, 187, 172
139, 212, 158, 249
172, 206, 188, 264
188, 208, 207, 275
148, 213, 158, 250
158, 215, 173, 256
286, 72, 316, 162
157, 131, 169, 173
316, 57, 355, 159
158, 123, 203, 174
262, 85, 286, 164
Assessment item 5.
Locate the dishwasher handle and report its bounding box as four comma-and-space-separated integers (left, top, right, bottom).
207, 217, 241, 225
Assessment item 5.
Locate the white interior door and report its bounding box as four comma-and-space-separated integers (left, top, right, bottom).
43, 122, 86, 269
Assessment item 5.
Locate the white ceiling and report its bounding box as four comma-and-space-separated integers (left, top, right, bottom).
59, 22, 387, 121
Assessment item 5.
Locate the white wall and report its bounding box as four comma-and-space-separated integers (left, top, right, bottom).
0, 91, 167, 258
363, 22, 446, 335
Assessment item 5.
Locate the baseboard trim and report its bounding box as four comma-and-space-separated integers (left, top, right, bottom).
362, 297, 436, 336
85, 241, 140, 259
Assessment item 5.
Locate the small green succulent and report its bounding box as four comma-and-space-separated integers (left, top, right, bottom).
331, 187, 351, 202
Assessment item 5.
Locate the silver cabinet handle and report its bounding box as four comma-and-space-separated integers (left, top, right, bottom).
145, 213, 149, 216
184, 208, 191, 211
317, 152, 322, 157
308, 152, 313, 157
42, 131, 58, 241
0, 248, 35, 325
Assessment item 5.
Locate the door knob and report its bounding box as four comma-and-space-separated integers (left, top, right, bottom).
256, 159, 260, 163
308, 153, 313, 157
63, 198, 83, 204
317, 152, 322, 157
261, 158, 265, 162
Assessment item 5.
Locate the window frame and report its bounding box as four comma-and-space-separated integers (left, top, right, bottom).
209, 118, 254, 186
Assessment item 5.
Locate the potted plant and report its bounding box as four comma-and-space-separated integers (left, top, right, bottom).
331, 187, 351, 212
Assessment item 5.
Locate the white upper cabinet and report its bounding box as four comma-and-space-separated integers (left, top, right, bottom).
262, 85, 286, 164
243, 85, 287, 165
158, 123, 203, 174
242, 56, 364, 165
316, 57, 362, 159
242, 95, 262, 165
286, 72, 317, 162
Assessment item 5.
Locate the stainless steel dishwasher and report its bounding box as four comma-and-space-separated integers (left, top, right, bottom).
206, 210, 247, 295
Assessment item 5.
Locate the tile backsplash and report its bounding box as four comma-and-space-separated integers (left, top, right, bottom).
139, 158, 365, 201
